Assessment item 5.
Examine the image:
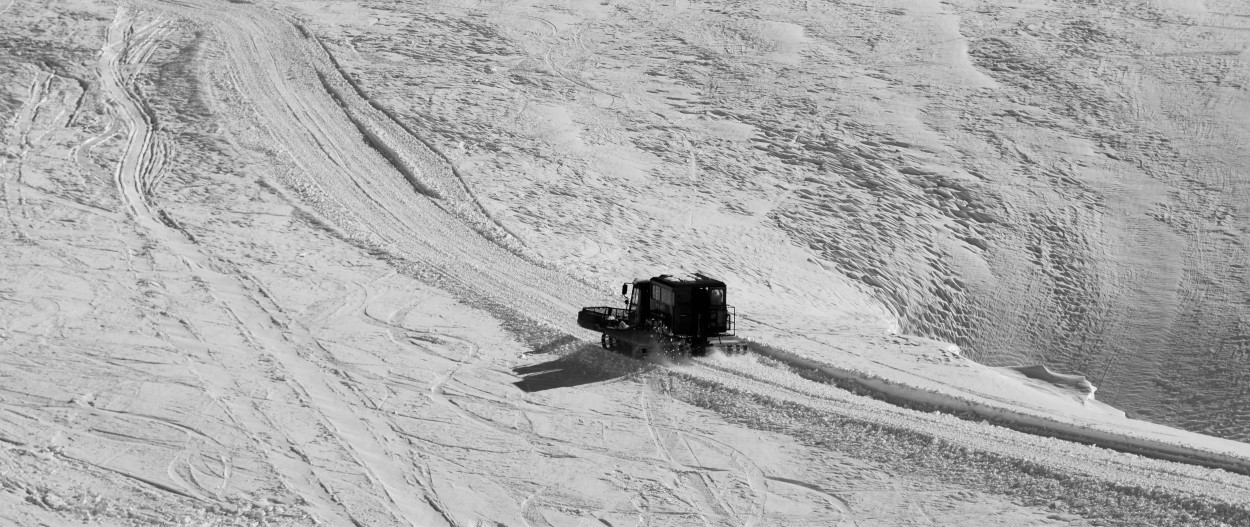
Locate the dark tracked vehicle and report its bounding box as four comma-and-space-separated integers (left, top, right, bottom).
577, 273, 747, 358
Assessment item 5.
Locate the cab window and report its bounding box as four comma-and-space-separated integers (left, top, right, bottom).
651, 284, 674, 312
710, 288, 725, 306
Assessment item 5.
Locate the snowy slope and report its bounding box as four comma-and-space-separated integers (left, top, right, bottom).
1, 0, 1250, 525
303, 0, 1250, 443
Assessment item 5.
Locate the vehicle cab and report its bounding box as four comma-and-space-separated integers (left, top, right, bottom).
624, 273, 732, 338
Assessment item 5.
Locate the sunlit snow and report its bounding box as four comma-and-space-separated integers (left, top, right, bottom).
2, 0, 1249, 524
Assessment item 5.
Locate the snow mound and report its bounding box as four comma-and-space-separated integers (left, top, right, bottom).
1004, 365, 1097, 401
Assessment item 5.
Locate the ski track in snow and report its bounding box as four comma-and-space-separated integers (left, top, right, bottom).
1, 0, 1250, 525
346, 0, 1250, 447
95, 8, 454, 525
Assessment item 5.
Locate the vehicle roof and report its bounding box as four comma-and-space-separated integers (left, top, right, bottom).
649, 273, 726, 288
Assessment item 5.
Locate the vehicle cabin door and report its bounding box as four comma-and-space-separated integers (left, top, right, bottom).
630, 282, 649, 325
692, 286, 727, 335
691, 286, 710, 337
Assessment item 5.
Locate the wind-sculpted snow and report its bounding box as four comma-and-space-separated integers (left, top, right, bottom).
1007, 365, 1096, 401
954, 1, 1250, 444
306, 0, 1250, 443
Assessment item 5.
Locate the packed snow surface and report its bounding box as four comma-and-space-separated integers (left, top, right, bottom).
2, 0, 1250, 525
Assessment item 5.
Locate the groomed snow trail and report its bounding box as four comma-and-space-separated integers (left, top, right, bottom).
100, 8, 453, 525
7, 1, 897, 524
304, 0, 1250, 446
106, 0, 1250, 503
152, 0, 597, 333
2, 0, 1250, 525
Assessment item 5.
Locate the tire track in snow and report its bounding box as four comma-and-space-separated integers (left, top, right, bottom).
2, 66, 123, 228
277, 276, 493, 526
0, 68, 48, 241
320, 315, 682, 468
2, 393, 232, 501
178, 364, 238, 500
684, 434, 775, 527
100, 10, 175, 223
519, 482, 557, 527
238, 273, 466, 527
1, 67, 77, 238
310, 303, 535, 527
425, 332, 492, 433
222, 273, 459, 527
305, 22, 527, 247
718, 320, 1250, 478
640, 377, 768, 526
114, 2, 1250, 524
320, 306, 761, 525
98, 8, 454, 525
763, 476, 854, 524
152, 0, 597, 337
0, 173, 20, 240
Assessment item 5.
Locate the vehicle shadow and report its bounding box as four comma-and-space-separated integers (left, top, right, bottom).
512, 345, 635, 393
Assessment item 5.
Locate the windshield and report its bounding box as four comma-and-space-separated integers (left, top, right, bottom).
709, 288, 725, 306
